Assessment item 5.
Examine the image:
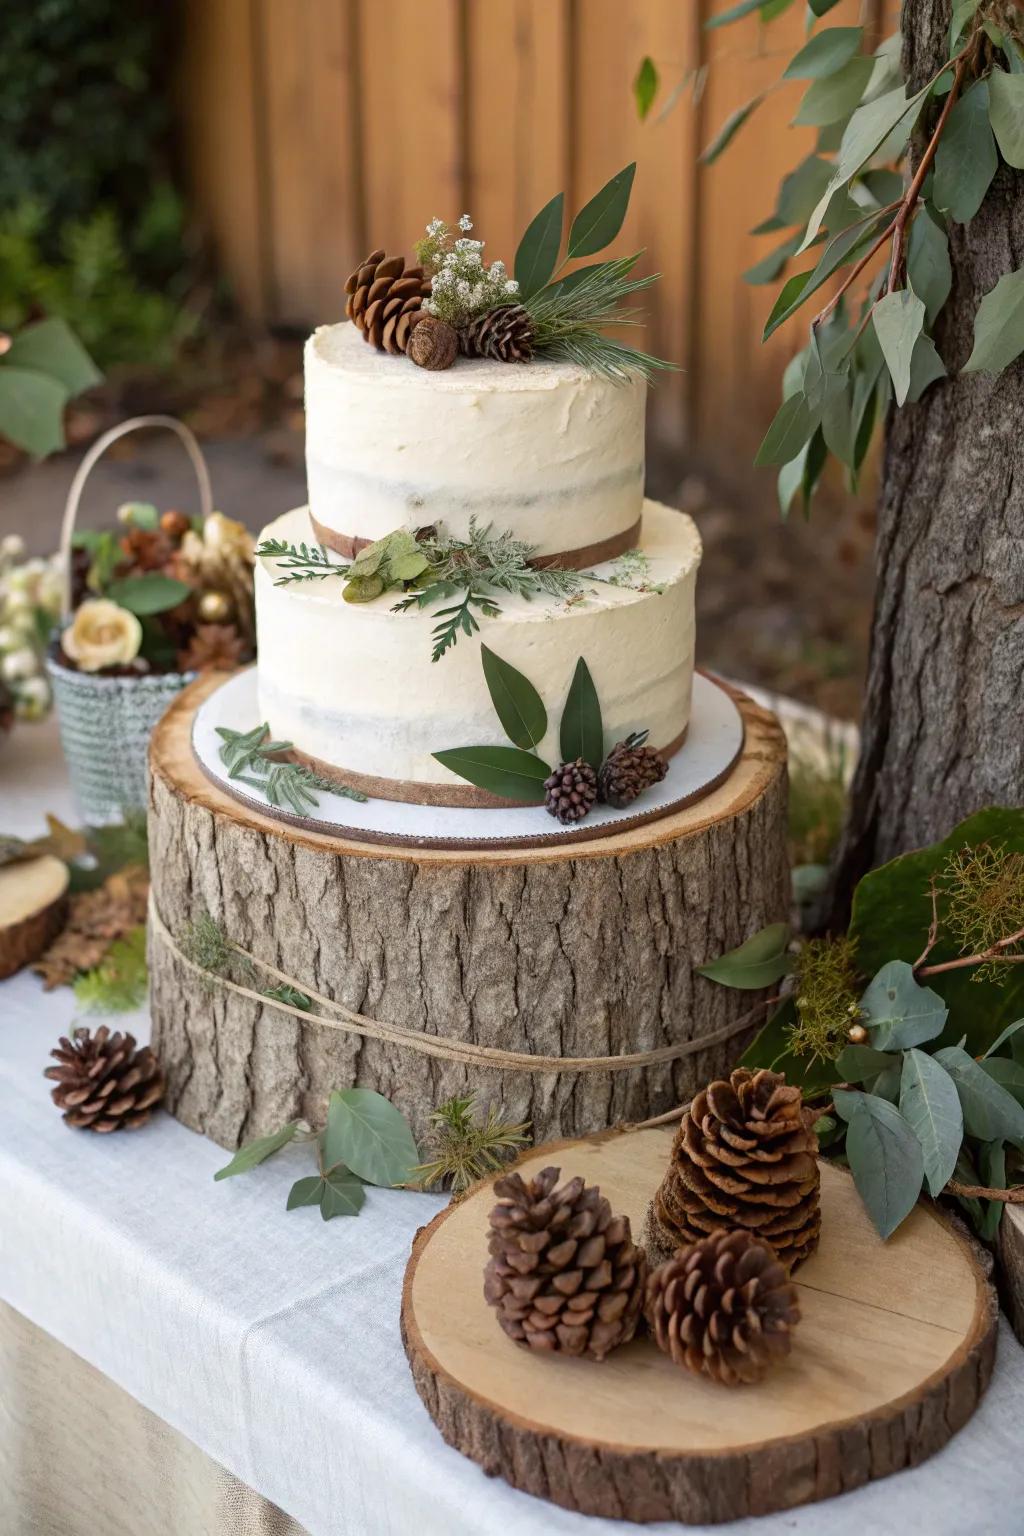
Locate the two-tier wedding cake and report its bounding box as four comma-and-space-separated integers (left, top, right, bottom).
252, 178, 702, 818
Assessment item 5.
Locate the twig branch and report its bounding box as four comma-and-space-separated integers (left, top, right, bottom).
886, 49, 971, 294
918, 924, 1024, 978
914, 878, 942, 970
945, 1179, 1024, 1204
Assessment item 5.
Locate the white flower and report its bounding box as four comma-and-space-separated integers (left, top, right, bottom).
14, 675, 50, 720
457, 278, 471, 298
1, 646, 39, 682
0, 534, 25, 559
458, 214, 473, 231
504, 279, 520, 295
62, 599, 143, 673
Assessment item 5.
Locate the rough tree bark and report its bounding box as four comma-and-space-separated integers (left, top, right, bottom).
834, 0, 1024, 911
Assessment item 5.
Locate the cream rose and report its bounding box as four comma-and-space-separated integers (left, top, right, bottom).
62, 599, 143, 673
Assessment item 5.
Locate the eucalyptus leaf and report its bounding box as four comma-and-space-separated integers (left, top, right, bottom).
980, 1056, 1024, 1107
905, 332, 946, 404
808, 0, 845, 14
480, 645, 547, 750
949, 0, 981, 48
559, 657, 603, 768
567, 164, 636, 258
634, 56, 659, 120
763, 209, 894, 340
701, 96, 764, 165
835, 1043, 898, 1082
784, 27, 863, 80
744, 231, 805, 286
323, 1089, 419, 1187
982, 1017, 1024, 1059
899, 1047, 964, 1196
860, 959, 947, 1050
988, 68, 1024, 168
870, 1062, 903, 1103
873, 287, 926, 407
705, 0, 764, 30
432, 745, 550, 803
3, 317, 101, 395
697, 922, 792, 989
0, 367, 68, 458
963, 266, 1024, 374
793, 58, 873, 128
105, 572, 193, 616
833, 1089, 924, 1239
934, 1046, 1024, 1146
214, 1121, 299, 1180
933, 81, 997, 223
754, 389, 817, 467
906, 209, 952, 324
515, 192, 564, 299
343, 574, 386, 603
775, 156, 835, 228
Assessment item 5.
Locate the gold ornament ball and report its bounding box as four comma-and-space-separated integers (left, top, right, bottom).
199, 590, 232, 623
847, 1022, 868, 1044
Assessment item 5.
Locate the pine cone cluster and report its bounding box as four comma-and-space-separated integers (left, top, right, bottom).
460, 303, 534, 363
345, 249, 431, 354
598, 733, 668, 809
543, 758, 598, 824
484, 1166, 647, 1360
646, 1228, 800, 1385
44, 1026, 165, 1133
647, 1068, 820, 1273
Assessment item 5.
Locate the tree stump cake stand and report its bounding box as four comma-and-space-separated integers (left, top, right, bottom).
147, 674, 789, 1150
402, 1128, 998, 1525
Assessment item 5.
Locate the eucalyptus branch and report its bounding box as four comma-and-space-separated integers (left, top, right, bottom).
886, 48, 972, 295
944, 1179, 1024, 1203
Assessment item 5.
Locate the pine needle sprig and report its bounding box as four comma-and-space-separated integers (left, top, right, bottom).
412, 1094, 532, 1196
255, 538, 349, 585
525, 254, 675, 382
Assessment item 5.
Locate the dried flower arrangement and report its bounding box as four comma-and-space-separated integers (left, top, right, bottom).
62, 502, 256, 677
344, 165, 673, 380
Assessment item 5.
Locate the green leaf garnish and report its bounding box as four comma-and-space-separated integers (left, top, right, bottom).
559, 657, 603, 769
432, 745, 550, 803
481, 644, 547, 751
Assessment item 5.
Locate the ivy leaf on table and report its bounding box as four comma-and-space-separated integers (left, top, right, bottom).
214, 1122, 301, 1181
322, 1089, 420, 1189
833, 1089, 924, 1239
286, 1166, 366, 1221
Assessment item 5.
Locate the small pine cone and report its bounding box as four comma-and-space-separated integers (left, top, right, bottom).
646, 1229, 800, 1385
44, 1026, 165, 1133
408, 315, 458, 371
460, 303, 534, 364
484, 1166, 647, 1361
543, 758, 598, 824
646, 1068, 820, 1273
597, 732, 668, 809
344, 248, 431, 355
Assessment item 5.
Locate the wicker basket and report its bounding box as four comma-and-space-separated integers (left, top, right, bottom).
52, 415, 213, 825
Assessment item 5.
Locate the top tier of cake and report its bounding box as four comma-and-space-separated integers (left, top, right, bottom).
305, 321, 646, 566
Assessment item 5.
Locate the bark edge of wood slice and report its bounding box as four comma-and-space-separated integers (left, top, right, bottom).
148, 675, 789, 1149
401, 1128, 998, 1525
0, 854, 69, 980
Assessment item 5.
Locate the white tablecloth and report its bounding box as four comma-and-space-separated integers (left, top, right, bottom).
1, 720, 1022, 1536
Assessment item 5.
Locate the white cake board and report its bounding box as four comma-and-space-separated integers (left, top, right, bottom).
191, 669, 744, 851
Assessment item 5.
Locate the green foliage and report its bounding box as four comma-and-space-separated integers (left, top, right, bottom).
787, 935, 860, 1062
214, 1122, 301, 1181
0, 315, 101, 456
481, 644, 547, 750
72, 926, 148, 1014
180, 911, 237, 985
697, 922, 792, 989
105, 573, 192, 617
633, 58, 660, 122
559, 658, 603, 770
413, 1094, 532, 1195
514, 192, 565, 298
256, 538, 348, 585
432, 745, 550, 802
964, 266, 1024, 373
322, 1089, 420, 1188
860, 960, 947, 1051
217, 722, 367, 809
287, 1167, 365, 1221
833, 1088, 925, 1239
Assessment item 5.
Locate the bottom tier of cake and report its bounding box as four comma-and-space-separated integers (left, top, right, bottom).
254, 500, 701, 807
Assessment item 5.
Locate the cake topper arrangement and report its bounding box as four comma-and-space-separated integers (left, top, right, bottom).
344, 163, 672, 381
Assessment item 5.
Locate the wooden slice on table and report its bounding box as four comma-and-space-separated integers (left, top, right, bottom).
0, 855, 68, 980
402, 1127, 998, 1525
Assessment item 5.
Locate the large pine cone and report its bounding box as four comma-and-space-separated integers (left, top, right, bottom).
484, 1166, 647, 1360
543, 758, 598, 824
646, 1229, 800, 1385
598, 733, 668, 809
44, 1026, 165, 1132
460, 303, 534, 363
646, 1068, 820, 1272
344, 248, 431, 355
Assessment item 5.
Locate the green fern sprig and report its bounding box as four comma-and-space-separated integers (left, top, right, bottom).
255, 538, 349, 585
412, 1094, 532, 1196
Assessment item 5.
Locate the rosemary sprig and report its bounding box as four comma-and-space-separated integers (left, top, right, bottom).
216, 724, 368, 809
412, 1094, 532, 1196
255, 538, 349, 585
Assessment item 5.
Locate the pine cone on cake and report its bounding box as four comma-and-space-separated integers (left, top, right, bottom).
646, 1068, 820, 1273
484, 1166, 646, 1360
407, 314, 458, 371
543, 759, 598, 824
344, 248, 431, 355
44, 1026, 165, 1132
646, 1229, 800, 1385
460, 304, 534, 363
597, 732, 668, 809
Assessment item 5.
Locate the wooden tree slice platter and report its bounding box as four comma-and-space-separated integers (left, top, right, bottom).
402, 1128, 998, 1525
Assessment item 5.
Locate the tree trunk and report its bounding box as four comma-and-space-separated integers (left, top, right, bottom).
833, 0, 1024, 913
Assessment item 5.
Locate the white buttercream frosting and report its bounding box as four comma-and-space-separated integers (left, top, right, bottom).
304, 322, 646, 559
255, 502, 701, 798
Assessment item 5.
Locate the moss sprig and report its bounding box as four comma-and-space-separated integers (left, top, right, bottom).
939, 842, 1024, 984
787, 936, 861, 1064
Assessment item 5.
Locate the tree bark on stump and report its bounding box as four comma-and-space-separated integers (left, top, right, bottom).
147, 678, 788, 1151
834, 0, 1024, 912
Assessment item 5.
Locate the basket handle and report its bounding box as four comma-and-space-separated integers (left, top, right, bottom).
59, 414, 214, 620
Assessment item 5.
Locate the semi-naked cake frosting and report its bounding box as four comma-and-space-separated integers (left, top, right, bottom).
255, 319, 702, 809
305, 322, 646, 566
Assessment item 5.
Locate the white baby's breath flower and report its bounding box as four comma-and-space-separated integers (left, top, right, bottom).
1, 647, 38, 682
15, 675, 50, 720
504, 279, 520, 295
458, 214, 473, 231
